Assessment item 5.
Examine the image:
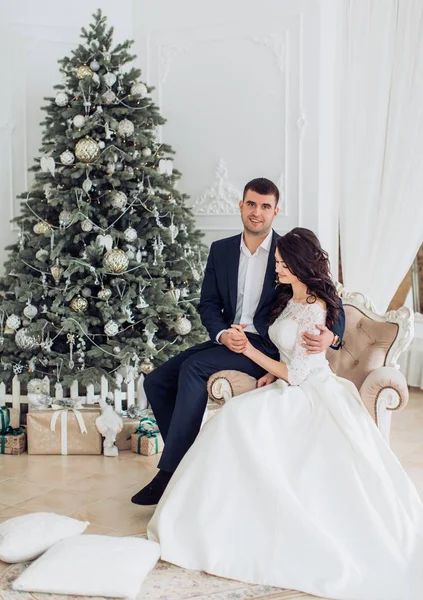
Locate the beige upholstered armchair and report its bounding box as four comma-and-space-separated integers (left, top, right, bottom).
206, 286, 414, 442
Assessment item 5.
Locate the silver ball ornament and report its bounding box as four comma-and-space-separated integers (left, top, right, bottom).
6, 314, 21, 331
104, 320, 119, 337
110, 190, 127, 209
55, 92, 68, 107
60, 150, 75, 165
174, 316, 192, 336
117, 119, 135, 138
124, 227, 138, 242
81, 220, 94, 232
103, 72, 117, 87
23, 303, 38, 320
130, 82, 148, 97
15, 328, 38, 350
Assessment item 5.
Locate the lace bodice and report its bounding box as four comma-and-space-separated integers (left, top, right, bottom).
268, 299, 330, 385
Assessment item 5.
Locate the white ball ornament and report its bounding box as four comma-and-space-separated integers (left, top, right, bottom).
15, 328, 38, 350
103, 72, 117, 87
117, 119, 134, 138
103, 90, 116, 104
55, 92, 68, 107
23, 303, 38, 320
59, 210, 72, 226
98, 140, 106, 149
90, 59, 100, 71
6, 314, 21, 331
60, 150, 75, 165
73, 115, 85, 128
142, 147, 152, 157
124, 227, 137, 242
130, 82, 147, 97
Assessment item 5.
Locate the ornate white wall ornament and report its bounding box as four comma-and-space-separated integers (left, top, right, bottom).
252, 34, 285, 74
192, 159, 241, 215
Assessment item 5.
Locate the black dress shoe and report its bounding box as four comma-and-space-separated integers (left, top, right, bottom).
131, 470, 172, 506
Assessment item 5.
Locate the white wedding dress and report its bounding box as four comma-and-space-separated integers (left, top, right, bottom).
148, 300, 423, 600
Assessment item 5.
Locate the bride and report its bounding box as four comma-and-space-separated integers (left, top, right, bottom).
148, 228, 423, 600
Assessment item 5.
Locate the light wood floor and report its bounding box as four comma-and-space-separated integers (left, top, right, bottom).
1, 389, 422, 599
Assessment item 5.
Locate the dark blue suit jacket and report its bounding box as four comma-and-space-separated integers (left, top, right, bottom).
198, 231, 345, 354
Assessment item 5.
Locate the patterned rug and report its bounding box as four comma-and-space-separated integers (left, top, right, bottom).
0, 558, 307, 600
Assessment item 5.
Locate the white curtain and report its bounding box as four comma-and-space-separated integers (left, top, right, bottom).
339, 0, 423, 312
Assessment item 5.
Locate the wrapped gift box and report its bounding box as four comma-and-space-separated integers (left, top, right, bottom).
0, 432, 26, 455
27, 407, 102, 455
131, 431, 164, 456
0, 406, 20, 431
131, 417, 163, 456
115, 417, 142, 451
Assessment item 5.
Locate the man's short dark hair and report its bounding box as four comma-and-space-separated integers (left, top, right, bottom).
243, 178, 279, 205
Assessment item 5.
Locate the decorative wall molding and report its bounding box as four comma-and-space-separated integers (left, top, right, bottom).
159, 42, 193, 84
192, 158, 241, 215
252, 33, 285, 75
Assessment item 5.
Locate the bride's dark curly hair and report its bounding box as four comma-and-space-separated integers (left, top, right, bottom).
269, 228, 340, 329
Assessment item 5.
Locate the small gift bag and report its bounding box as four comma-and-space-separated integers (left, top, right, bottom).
131, 417, 164, 456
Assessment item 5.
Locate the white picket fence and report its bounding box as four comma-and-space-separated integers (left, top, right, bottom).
0, 375, 148, 414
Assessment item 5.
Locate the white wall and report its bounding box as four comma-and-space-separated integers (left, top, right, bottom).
0, 0, 339, 272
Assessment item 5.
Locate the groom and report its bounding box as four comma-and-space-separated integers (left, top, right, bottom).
132, 177, 345, 505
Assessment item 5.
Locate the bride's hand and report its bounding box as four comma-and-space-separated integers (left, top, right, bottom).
257, 373, 277, 388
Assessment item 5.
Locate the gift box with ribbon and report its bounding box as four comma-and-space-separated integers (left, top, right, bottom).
131, 417, 164, 456
0, 405, 20, 432
27, 406, 102, 455
0, 428, 26, 455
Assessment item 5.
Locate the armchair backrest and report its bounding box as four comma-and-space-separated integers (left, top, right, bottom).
327, 288, 414, 390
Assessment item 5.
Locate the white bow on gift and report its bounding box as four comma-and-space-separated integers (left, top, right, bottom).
50, 405, 88, 456
96, 234, 114, 252
158, 159, 173, 176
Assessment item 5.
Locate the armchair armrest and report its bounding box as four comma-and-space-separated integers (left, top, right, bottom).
207, 370, 257, 405
359, 366, 409, 442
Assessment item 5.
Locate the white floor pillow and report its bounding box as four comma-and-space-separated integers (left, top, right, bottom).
12, 534, 161, 599
0, 512, 89, 563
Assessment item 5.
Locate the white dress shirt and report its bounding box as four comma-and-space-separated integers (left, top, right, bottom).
216, 231, 272, 342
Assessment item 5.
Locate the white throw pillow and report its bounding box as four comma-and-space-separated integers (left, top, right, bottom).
12, 534, 161, 599
0, 512, 89, 563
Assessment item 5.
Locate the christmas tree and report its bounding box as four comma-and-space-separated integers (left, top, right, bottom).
0, 10, 207, 389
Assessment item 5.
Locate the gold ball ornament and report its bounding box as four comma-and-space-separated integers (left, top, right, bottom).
33, 221, 52, 235
75, 137, 101, 163
140, 358, 154, 374
70, 296, 89, 313
76, 65, 93, 79
103, 248, 129, 273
